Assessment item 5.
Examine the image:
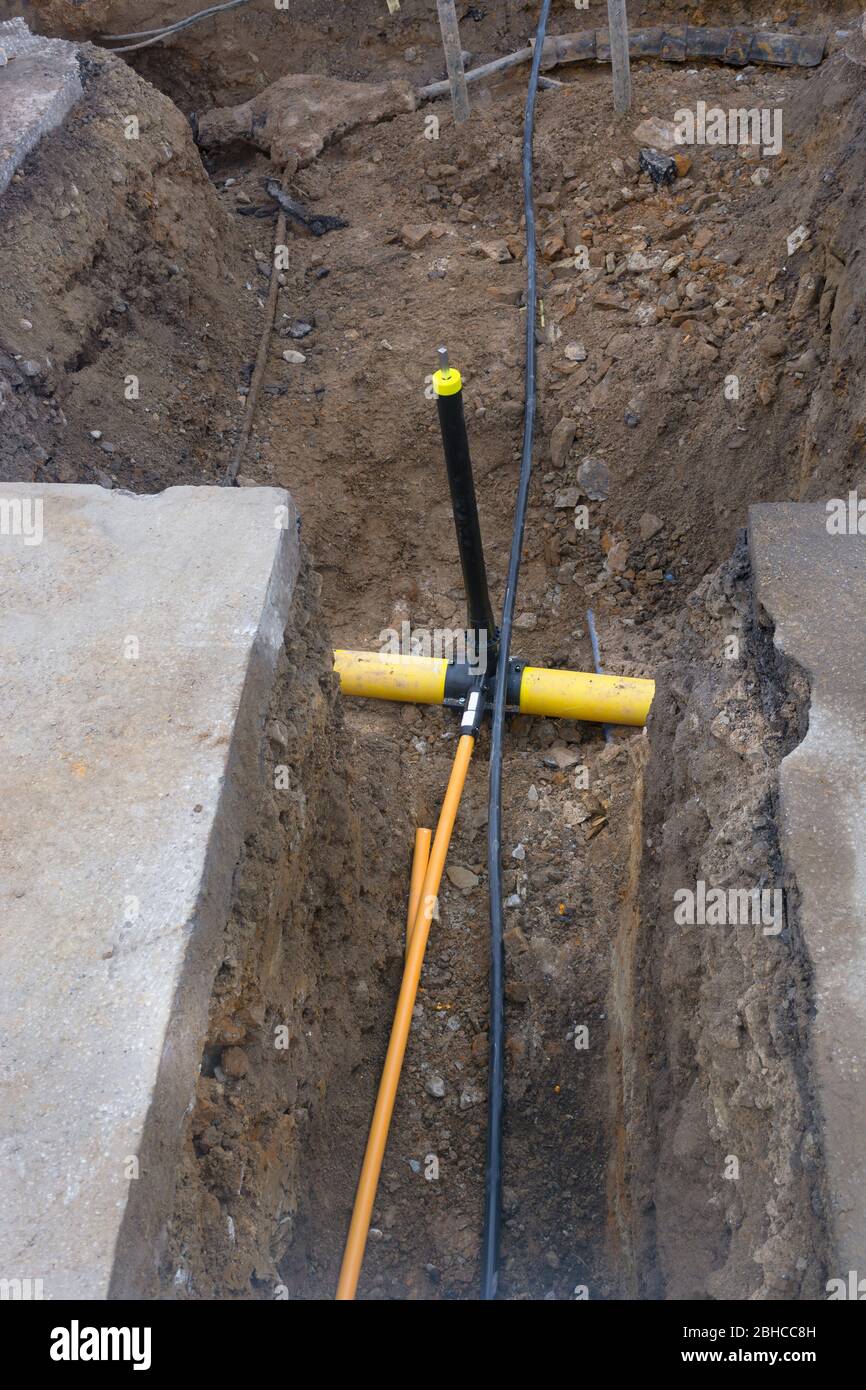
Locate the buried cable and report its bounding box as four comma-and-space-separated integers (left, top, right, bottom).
482, 0, 552, 1303
100, 0, 251, 53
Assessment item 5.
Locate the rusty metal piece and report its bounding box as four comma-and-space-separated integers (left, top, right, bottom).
748, 30, 827, 67
539, 24, 825, 72
658, 27, 687, 63
628, 28, 664, 60
540, 30, 594, 70
721, 27, 752, 66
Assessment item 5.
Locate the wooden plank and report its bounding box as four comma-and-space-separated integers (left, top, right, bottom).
436, 0, 470, 125
607, 0, 632, 113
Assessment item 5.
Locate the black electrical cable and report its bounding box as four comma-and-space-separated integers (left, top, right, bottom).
482, 0, 552, 1301
100, 0, 251, 54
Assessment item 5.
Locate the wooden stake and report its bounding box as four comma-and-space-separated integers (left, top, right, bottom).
607, 0, 632, 113
436, 0, 471, 124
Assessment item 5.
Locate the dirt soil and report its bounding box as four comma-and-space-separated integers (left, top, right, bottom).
3, 0, 866, 1300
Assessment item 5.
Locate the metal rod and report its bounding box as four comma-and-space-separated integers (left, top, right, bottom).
586, 609, 614, 742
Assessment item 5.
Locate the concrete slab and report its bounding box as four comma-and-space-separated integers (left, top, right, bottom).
0, 19, 83, 198
0, 483, 300, 1298
750, 501, 866, 1276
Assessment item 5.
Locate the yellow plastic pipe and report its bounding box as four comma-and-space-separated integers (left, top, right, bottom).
333, 649, 654, 726
334, 649, 448, 705
406, 828, 432, 958
336, 734, 475, 1301
518, 665, 653, 726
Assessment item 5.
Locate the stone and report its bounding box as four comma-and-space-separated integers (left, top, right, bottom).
694, 340, 719, 363
554, 486, 581, 509
606, 539, 630, 573
425, 1074, 447, 1098
0, 483, 300, 1299
639, 512, 663, 541
550, 418, 576, 468
790, 272, 820, 322
446, 865, 479, 890
786, 224, 810, 257
760, 334, 786, 360
631, 116, 679, 152
197, 73, 416, 167
472, 238, 512, 262
638, 149, 677, 188
693, 226, 714, 254
756, 377, 777, 405
282, 349, 306, 364
786, 348, 819, 374
221, 1047, 250, 1079
542, 744, 582, 770
401, 223, 433, 248
577, 455, 610, 501
564, 341, 587, 362
0, 20, 83, 197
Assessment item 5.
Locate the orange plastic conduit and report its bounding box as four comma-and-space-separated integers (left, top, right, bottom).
406, 828, 432, 958
336, 734, 475, 1300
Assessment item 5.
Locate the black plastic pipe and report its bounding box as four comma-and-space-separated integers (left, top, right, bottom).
443, 658, 524, 709
482, 0, 552, 1301
435, 359, 498, 670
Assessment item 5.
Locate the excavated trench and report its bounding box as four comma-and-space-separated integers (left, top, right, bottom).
3, 0, 866, 1299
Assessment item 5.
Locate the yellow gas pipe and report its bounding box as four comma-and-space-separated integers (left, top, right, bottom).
334, 649, 654, 727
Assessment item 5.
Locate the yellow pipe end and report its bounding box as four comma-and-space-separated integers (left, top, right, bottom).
334, 650, 448, 705
519, 666, 654, 726
432, 366, 462, 396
